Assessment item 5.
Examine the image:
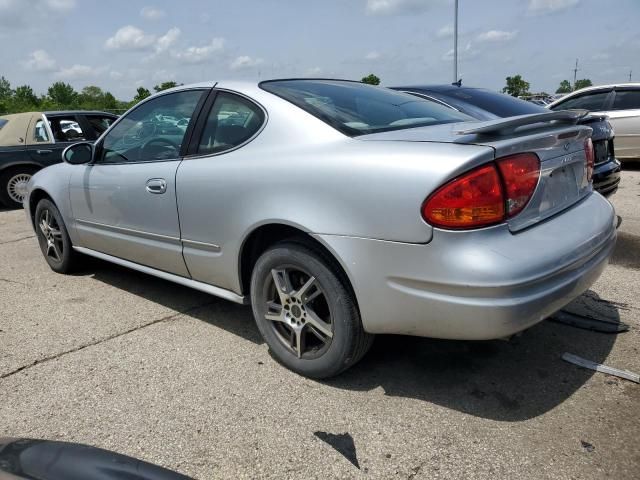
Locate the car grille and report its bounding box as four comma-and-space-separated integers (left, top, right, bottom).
593, 139, 610, 165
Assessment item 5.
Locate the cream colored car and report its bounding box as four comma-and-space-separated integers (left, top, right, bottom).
548, 84, 640, 161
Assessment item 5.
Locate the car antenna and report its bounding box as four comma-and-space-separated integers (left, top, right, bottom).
452, 78, 462, 87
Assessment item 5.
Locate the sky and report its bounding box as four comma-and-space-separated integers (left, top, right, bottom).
1, 0, 638, 100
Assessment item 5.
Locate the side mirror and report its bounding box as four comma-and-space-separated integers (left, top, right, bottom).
62, 142, 94, 165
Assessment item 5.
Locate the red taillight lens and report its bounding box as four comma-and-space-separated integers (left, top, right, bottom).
584, 137, 594, 183
422, 153, 540, 230
422, 164, 505, 229
496, 153, 540, 217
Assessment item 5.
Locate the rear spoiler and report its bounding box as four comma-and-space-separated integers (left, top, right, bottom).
455, 109, 589, 135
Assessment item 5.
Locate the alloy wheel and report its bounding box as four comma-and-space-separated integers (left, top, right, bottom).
7, 173, 32, 204
264, 266, 334, 359
38, 209, 64, 262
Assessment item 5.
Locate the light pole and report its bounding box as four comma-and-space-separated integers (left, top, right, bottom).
453, 0, 458, 84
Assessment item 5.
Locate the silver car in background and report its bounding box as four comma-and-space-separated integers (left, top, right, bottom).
548, 83, 640, 161
24, 79, 617, 378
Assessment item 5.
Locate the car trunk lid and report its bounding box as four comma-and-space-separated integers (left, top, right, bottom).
358, 111, 593, 232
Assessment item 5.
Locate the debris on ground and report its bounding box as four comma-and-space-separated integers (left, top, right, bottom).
549, 310, 629, 333
562, 353, 640, 383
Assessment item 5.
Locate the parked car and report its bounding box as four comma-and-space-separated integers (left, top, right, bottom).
0, 110, 117, 208
547, 83, 640, 161
25, 79, 617, 378
391, 84, 621, 196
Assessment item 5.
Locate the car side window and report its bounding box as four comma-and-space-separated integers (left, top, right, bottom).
99, 90, 204, 164
49, 116, 87, 142
553, 91, 610, 111
33, 119, 51, 143
86, 115, 115, 136
611, 90, 640, 111
197, 92, 265, 155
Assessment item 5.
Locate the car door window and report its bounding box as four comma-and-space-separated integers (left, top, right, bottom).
611, 90, 640, 111
100, 90, 204, 164
86, 115, 116, 136
553, 91, 610, 111
48, 116, 87, 142
33, 119, 51, 143
197, 92, 265, 155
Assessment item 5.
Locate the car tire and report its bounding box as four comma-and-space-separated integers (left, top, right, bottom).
0, 167, 38, 209
34, 199, 79, 274
250, 241, 374, 379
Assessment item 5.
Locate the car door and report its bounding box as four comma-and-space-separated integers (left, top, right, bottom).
26, 114, 68, 167
606, 88, 640, 159
69, 89, 207, 276
176, 90, 266, 291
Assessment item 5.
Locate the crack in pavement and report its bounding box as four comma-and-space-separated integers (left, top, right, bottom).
0, 235, 36, 245
0, 278, 28, 287
0, 301, 216, 380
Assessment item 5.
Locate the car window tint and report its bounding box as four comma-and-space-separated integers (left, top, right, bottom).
444, 89, 545, 117
261, 80, 472, 137
33, 119, 51, 142
87, 115, 115, 135
49, 116, 87, 142
552, 91, 609, 111
197, 92, 265, 155
100, 90, 204, 164
611, 90, 640, 110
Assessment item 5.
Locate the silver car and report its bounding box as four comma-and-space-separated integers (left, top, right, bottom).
24, 80, 617, 378
548, 83, 640, 161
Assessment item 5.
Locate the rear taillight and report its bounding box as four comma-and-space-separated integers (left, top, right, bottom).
584, 137, 594, 183
422, 153, 540, 230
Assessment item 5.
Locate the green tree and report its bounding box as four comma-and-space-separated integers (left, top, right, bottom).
132, 86, 151, 104
574, 79, 592, 91
153, 81, 178, 92
361, 74, 381, 85
12, 85, 39, 111
0, 76, 13, 113
78, 85, 104, 109
556, 80, 572, 94
47, 82, 77, 108
503, 75, 530, 97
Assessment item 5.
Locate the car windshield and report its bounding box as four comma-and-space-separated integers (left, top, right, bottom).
440, 88, 546, 118
260, 80, 472, 136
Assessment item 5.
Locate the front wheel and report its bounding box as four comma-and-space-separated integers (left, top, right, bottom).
250, 242, 373, 379
34, 199, 79, 273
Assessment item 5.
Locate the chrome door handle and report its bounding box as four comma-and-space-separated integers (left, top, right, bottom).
36, 149, 53, 154
145, 178, 167, 194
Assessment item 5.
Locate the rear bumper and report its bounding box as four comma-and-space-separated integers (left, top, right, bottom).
593, 157, 621, 197
315, 193, 617, 340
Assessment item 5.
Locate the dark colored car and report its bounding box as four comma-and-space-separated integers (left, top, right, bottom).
391, 85, 621, 197
0, 110, 117, 207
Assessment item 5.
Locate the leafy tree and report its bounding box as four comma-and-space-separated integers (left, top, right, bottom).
12, 85, 39, 110
154, 81, 178, 92
361, 74, 381, 85
47, 82, 77, 108
556, 80, 572, 94
574, 79, 592, 91
0, 76, 12, 113
132, 87, 151, 104
503, 75, 530, 97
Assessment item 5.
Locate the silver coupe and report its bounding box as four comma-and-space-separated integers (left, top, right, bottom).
24, 79, 617, 378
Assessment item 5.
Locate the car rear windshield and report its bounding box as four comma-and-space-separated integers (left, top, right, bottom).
440, 88, 546, 117
260, 80, 472, 136
0, 119, 7, 130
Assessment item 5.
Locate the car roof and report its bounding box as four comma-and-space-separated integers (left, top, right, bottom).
44, 110, 118, 116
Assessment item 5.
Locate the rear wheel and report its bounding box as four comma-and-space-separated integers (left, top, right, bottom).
34, 199, 79, 273
250, 242, 373, 378
0, 167, 38, 208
